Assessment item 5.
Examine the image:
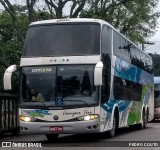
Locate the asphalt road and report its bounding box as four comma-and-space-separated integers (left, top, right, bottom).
0, 121, 160, 150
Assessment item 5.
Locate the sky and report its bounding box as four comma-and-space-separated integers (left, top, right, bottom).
0, 0, 160, 54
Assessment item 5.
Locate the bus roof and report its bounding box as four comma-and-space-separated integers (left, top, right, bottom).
154, 77, 160, 84
30, 18, 106, 26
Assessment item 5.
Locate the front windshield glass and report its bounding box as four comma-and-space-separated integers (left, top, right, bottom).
22, 23, 100, 57
21, 65, 98, 107
21, 66, 56, 102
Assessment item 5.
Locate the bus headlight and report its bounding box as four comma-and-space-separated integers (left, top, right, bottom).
77, 114, 99, 121
20, 116, 36, 122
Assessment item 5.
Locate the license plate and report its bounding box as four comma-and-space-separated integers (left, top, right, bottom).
50, 126, 63, 132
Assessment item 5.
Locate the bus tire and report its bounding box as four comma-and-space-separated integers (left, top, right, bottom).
143, 110, 148, 129
12, 127, 20, 136
108, 114, 116, 138
12, 130, 20, 136
137, 111, 147, 130
129, 125, 137, 130
46, 134, 59, 142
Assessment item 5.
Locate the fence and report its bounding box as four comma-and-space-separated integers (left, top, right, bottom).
0, 94, 19, 135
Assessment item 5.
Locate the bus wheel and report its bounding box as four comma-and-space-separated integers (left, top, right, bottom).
46, 134, 59, 142
137, 111, 147, 130
143, 111, 148, 129
12, 129, 20, 136
108, 115, 116, 138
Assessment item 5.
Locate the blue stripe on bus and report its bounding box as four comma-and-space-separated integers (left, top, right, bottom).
101, 100, 131, 112
113, 58, 142, 83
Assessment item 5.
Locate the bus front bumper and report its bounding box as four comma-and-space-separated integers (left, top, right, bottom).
20, 119, 100, 134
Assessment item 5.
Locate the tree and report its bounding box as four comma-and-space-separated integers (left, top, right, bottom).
26, 0, 37, 22
80, 0, 160, 43
0, 0, 17, 24
0, 5, 51, 92
45, 0, 87, 18
0, 10, 23, 92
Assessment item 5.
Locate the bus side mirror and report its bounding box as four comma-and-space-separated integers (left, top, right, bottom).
3, 65, 17, 90
94, 61, 103, 86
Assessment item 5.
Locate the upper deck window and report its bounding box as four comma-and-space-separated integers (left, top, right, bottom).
22, 23, 100, 57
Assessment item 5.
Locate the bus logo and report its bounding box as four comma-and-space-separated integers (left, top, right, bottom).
53, 115, 59, 120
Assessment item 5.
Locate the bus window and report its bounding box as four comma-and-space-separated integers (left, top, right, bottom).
101, 67, 110, 103
101, 25, 112, 54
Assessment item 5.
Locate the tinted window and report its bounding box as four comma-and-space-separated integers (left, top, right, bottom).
113, 31, 153, 73
20, 65, 98, 107
113, 31, 131, 63
113, 76, 142, 101
101, 25, 112, 54
21, 66, 56, 102
23, 23, 100, 57
113, 31, 121, 58
130, 46, 153, 73
101, 54, 111, 103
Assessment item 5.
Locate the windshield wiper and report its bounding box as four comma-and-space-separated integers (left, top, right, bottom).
64, 99, 89, 106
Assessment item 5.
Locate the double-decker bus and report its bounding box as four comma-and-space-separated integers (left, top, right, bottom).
154, 77, 160, 120
3, 18, 154, 141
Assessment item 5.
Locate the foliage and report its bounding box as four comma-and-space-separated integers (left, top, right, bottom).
0, 13, 20, 92
45, 0, 87, 18
0, 5, 51, 93
80, 0, 160, 44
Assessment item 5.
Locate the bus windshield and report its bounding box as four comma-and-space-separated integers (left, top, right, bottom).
21, 65, 98, 107
22, 23, 100, 57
